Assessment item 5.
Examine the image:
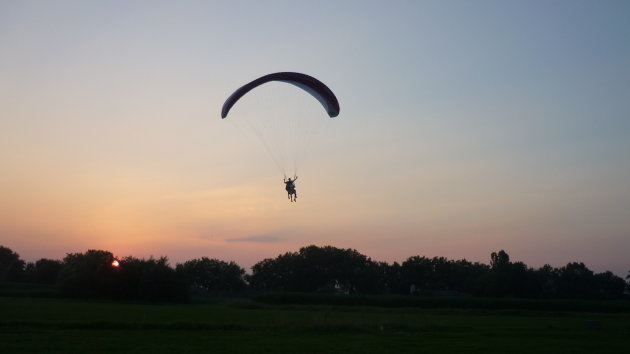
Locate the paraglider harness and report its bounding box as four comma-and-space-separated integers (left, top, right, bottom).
284, 176, 297, 201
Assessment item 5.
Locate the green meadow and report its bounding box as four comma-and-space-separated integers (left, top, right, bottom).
1, 295, 629, 354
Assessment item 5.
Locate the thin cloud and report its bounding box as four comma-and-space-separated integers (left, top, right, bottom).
225, 235, 281, 243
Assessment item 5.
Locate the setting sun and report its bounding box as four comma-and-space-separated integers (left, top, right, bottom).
111, 260, 120, 268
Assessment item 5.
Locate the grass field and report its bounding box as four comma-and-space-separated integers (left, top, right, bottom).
1, 295, 629, 353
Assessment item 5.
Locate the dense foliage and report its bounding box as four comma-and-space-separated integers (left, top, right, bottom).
248, 246, 385, 293
0, 246, 25, 282
1, 244, 628, 301
177, 257, 247, 295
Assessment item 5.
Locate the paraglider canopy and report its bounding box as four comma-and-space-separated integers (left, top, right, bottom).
221, 72, 340, 119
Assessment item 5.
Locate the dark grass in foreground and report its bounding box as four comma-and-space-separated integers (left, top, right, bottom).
1, 297, 629, 354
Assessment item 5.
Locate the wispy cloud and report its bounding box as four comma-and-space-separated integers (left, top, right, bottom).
224, 235, 281, 243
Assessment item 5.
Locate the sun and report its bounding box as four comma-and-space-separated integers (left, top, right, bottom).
111, 260, 120, 268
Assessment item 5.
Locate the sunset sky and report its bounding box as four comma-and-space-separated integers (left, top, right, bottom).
1, 0, 629, 275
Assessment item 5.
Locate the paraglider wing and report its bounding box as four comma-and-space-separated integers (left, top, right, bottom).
221, 72, 340, 118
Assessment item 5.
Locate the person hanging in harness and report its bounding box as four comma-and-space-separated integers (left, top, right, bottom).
284, 176, 298, 202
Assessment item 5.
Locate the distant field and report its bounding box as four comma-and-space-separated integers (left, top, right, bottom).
1, 295, 629, 354
0, 281, 58, 298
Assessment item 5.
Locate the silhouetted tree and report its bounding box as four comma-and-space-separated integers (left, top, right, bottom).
114, 256, 144, 299
508, 261, 542, 297
401, 256, 489, 295
368, 261, 393, 293
555, 262, 596, 298
479, 251, 541, 297
23, 259, 63, 284
302, 245, 382, 293
177, 257, 247, 295
449, 259, 489, 294
535, 264, 559, 297
401, 256, 433, 294
3, 244, 627, 301
126, 256, 188, 302
386, 262, 406, 294
490, 250, 510, 270
23, 262, 36, 282
249, 245, 380, 293
593, 271, 626, 299
58, 250, 117, 298
0, 246, 26, 281
248, 251, 301, 291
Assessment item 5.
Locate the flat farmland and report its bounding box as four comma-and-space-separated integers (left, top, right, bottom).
1, 296, 628, 353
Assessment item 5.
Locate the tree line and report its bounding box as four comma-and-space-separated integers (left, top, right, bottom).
1, 245, 628, 302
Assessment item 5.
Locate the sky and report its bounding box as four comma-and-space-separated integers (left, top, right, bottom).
1, 0, 629, 276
